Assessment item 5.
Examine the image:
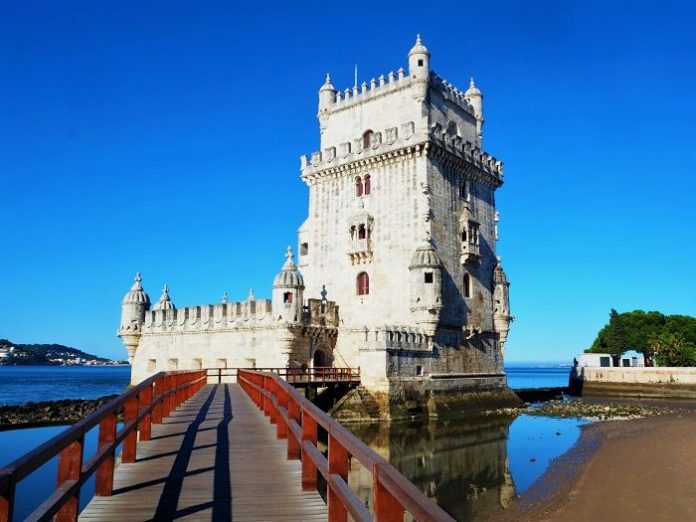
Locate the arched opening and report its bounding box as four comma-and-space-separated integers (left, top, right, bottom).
358, 224, 367, 239
313, 348, 328, 368
363, 175, 371, 195
355, 176, 363, 197
362, 130, 373, 149
463, 273, 471, 298
357, 272, 370, 295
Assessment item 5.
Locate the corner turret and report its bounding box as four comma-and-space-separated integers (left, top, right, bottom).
464, 77, 484, 143
272, 246, 305, 322
492, 261, 512, 353
318, 74, 336, 131
408, 240, 443, 336
118, 273, 150, 363
408, 34, 430, 80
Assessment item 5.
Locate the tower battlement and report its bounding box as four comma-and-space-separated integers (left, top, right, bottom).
300, 122, 503, 182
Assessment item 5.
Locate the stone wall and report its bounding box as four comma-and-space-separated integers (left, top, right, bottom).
570, 367, 696, 399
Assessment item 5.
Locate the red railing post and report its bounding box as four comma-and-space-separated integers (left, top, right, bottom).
373, 463, 404, 521
122, 396, 138, 464
152, 377, 163, 424
0, 475, 15, 522
55, 437, 84, 522
139, 384, 153, 442
277, 383, 288, 439
162, 375, 172, 418
95, 411, 117, 496
328, 430, 349, 522
287, 395, 300, 460
301, 407, 317, 491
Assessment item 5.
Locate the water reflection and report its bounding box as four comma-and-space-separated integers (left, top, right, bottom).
348, 415, 517, 522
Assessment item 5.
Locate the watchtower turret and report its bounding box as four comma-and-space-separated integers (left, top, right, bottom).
464, 77, 484, 143
153, 284, 175, 310
118, 273, 150, 363
408, 240, 443, 336
318, 74, 336, 131
408, 34, 430, 81
492, 261, 512, 353
272, 247, 305, 323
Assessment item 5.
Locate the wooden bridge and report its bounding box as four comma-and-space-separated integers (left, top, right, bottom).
0, 369, 455, 522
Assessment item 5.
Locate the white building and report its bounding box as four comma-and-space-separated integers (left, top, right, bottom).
119, 37, 516, 417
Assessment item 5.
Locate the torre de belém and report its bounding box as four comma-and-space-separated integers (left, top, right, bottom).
119, 37, 517, 419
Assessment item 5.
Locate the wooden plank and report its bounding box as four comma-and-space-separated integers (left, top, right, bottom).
79, 384, 327, 521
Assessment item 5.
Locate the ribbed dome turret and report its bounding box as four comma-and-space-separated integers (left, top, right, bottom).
122, 273, 150, 305
273, 247, 305, 288
493, 262, 509, 285
465, 77, 482, 97
153, 284, 175, 310
408, 34, 430, 58
409, 241, 443, 269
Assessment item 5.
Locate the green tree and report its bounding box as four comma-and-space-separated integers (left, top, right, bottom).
587, 310, 696, 367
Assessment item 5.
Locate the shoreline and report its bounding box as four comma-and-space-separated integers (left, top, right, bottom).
495, 410, 696, 521
0, 396, 119, 430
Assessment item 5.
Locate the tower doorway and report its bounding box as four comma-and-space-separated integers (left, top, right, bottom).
313, 348, 328, 368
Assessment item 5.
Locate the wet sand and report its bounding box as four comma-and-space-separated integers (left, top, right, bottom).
496, 412, 696, 522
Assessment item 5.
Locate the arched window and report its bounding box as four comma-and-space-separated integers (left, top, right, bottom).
363, 175, 371, 195
363, 130, 373, 149
357, 272, 370, 295
461, 229, 467, 242
350, 225, 356, 240
463, 273, 471, 298
355, 176, 363, 197
358, 224, 366, 240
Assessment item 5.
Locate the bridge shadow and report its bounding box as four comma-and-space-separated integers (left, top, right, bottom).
121, 384, 235, 521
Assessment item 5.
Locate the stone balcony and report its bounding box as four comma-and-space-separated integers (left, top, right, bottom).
348, 238, 372, 265
460, 241, 480, 264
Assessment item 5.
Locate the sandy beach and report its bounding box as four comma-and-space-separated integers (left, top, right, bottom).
496, 411, 696, 521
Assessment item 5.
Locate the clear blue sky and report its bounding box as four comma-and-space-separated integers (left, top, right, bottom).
1, 1, 694, 363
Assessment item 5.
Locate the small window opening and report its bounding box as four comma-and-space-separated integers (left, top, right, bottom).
463, 273, 471, 298
355, 176, 363, 197
363, 175, 371, 195
424, 272, 433, 284
416, 365, 424, 376
461, 229, 467, 242
147, 359, 157, 372
357, 272, 370, 296
417, 59, 424, 67
358, 224, 367, 240
283, 292, 293, 304
350, 225, 356, 240
459, 180, 468, 199
362, 130, 373, 149
300, 242, 308, 255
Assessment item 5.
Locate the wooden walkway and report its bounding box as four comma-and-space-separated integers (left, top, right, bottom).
79, 384, 327, 521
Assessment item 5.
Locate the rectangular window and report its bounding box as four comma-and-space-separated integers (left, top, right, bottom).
300, 242, 308, 255
600, 356, 611, 367
416, 365, 424, 376
283, 292, 293, 303
168, 358, 178, 370
424, 272, 433, 283
217, 358, 227, 369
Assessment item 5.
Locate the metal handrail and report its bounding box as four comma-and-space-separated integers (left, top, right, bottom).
0, 370, 207, 522
238, 369, 455, 522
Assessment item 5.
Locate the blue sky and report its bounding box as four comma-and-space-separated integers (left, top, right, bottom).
1, 1, 694, 363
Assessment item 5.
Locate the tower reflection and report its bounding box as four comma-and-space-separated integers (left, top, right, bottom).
348, 415, 516, 521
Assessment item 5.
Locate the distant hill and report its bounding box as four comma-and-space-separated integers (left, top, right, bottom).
0, 339, 125, 366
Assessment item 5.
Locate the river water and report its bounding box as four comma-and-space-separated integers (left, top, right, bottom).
0, 365, 579, 520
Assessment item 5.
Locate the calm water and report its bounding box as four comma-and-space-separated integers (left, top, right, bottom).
0, 365, 581, 520
504, 365, 571, 389
0, 366, 131, 405
348, 414, 583, 521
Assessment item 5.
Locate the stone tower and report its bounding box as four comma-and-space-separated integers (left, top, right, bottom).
298, 36, 514, 413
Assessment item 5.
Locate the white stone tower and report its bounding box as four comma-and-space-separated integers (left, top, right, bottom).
298, 36, 513, 410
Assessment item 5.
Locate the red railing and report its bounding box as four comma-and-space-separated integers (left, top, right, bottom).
237, 369, 455, 522
0, 370, 207, 522
206, 366, 360, 384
